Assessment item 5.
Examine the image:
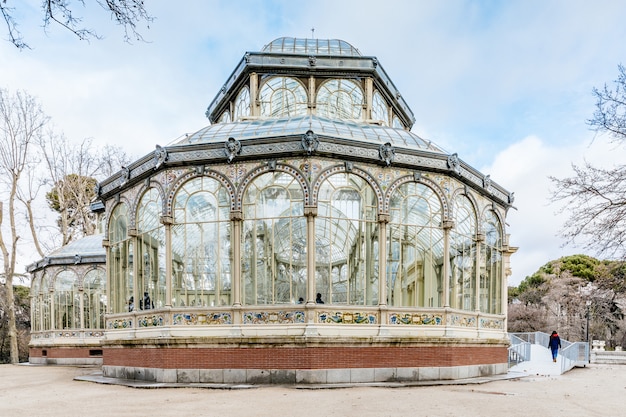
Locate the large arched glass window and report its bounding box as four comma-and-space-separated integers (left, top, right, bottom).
234, 86, 251, 120
41, 273, 51, 330
137, 188, 166, 309
450, 195, 477, 311
83, 268, 106, 329
108, 203, 132, 314
54, 270, 79, 330
259, 76, 308, 118
371, 90, 389, 126
481, 210, 503, 314
316, 79, 363, 120
387, 182, 443, 307
172, 177, 232, 307
31, 273, 41, 332
242, 172, 305, 305
316, 173, 378, 305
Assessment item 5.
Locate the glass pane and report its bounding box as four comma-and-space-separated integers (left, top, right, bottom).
387, 182, 444, 307
242, 172, 306, 305
316, 173, 378, 306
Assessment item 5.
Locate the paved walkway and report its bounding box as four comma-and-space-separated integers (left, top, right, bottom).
2, 363, 624, 417
509, 344, 563, 376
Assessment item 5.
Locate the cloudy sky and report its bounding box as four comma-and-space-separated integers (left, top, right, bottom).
2, 0, 626, 284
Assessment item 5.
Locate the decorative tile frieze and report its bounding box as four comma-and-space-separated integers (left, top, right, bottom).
447, 314, 477, 327
388, 312, 443, 325
243, 310, 305, 324
138, 314, 165, 327
317, 311, 378, 324
107, 318, 134, 329
479, 317, 504, 329
172, 312, 232, 325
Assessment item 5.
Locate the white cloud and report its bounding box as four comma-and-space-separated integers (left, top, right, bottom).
486, 134, 624, 285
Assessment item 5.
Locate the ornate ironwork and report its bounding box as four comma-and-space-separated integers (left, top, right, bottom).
225, 137, 242, 163
153, 144, 168, 170
379, 142, 395, 166
301, 129, 319, 155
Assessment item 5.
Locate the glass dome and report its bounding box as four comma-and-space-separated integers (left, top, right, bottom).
262, 37, 361, 56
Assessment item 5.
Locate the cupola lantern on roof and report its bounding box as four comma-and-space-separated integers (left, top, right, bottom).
30, 37, 517, 385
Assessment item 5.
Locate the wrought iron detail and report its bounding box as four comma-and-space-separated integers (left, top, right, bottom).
483, 174, 492, 190
378, 142, 395, 166
119, 166, 130, 186
447, 153, 461, 174
301, 130, 319, 155
225, 137, 242, 163
508, 192, 515, 204
153, 144, 168, 170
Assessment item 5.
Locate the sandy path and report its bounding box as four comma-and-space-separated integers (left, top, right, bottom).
0, 364, 623, 417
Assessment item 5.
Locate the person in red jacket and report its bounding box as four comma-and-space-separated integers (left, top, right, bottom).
548, 330, 562, 362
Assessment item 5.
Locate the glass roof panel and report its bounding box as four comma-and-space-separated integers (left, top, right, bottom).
48, 234, 105, 257
179, 115, 444, 153
262, 37, 361, 56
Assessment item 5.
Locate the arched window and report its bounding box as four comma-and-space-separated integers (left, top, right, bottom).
316, 173, 378, 305
108, 203, 132, 314
30, 273, 42, 332
54, 270, 79, 330
242, 171, 305, 305
450, 195, 477, 311
41, 273, 51, 330
387, 182, 443, 307
259, 76, 307, 118
137, 188, 166, 309
392, 116, 403, 129
172, 177, 231, 307
83, 268, 106, 329
218, 111, 231, 123
371, 90, 389, 126
234, 86, 251, 120
480, 210, 503, 314
316, 79, 363, 120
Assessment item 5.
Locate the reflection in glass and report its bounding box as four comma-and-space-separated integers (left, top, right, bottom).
316, 79, 363, 120
108, 204, 132, 313
450, 195, 476, 311
371, 91, 389, 126
481, 211, 503, 314
54, 270, 79, 330
316, 173, 378, 305
172, 177, 232, 307
259, 77, 308, 118
387, 182, 443, 307
242, 172, 306, 305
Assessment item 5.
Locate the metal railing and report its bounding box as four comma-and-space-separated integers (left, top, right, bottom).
508, 333, 531, 367
508, 331, 589, 374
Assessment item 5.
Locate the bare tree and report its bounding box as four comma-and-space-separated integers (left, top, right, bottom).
39, 135, 133, 245
1, 0, 153, 50
0, 89, 48, 363
550, 65, 626, 259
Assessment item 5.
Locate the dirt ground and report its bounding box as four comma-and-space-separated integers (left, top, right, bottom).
0, 363, 624, 417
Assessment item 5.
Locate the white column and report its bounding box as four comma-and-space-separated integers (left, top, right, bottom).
161, 216, 173, 307
442, 220, 454, 308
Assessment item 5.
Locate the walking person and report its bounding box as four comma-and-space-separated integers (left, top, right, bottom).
548, 330, 561, 362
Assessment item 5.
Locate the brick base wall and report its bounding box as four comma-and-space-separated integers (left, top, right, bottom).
103, 344, 507, 369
